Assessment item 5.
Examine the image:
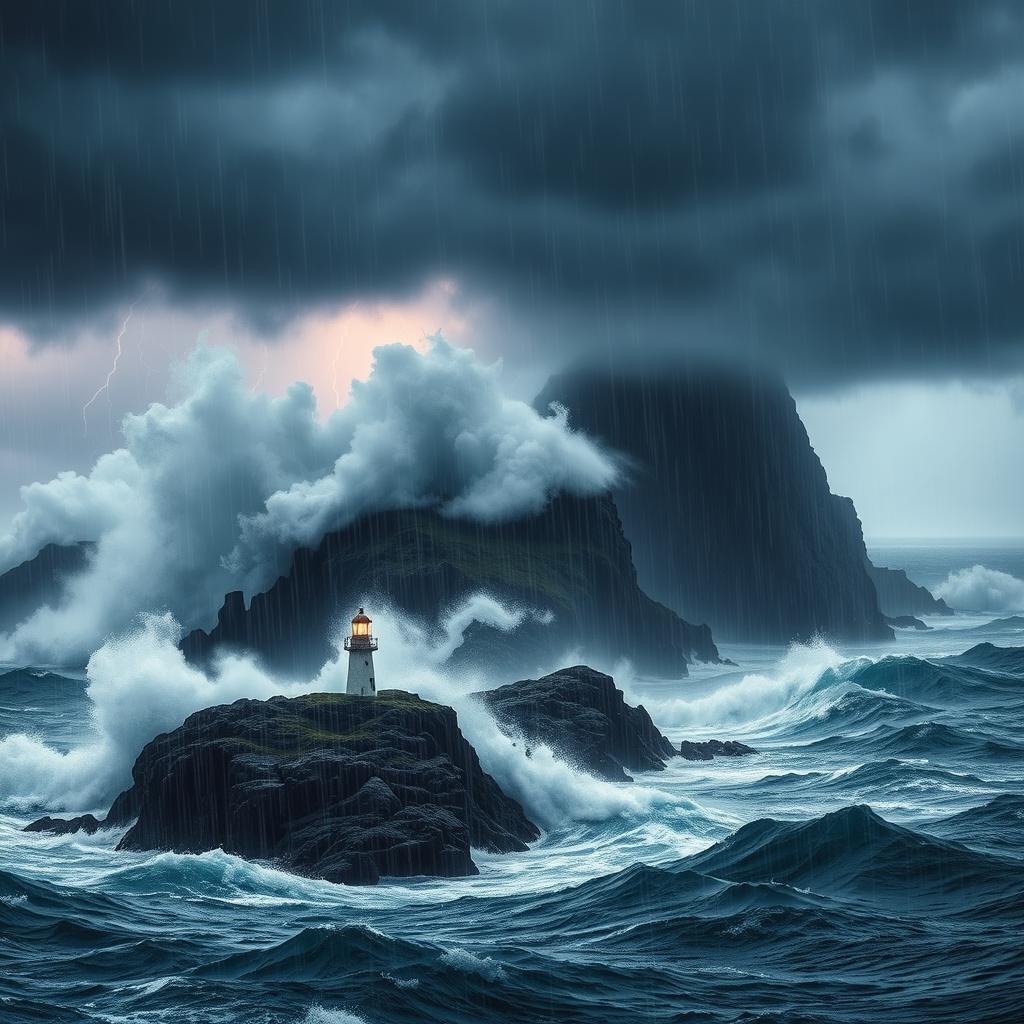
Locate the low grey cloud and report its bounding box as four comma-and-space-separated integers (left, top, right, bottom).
2, 1, 1023, 385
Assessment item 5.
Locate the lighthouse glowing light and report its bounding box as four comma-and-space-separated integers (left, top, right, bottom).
343, 608, 378, 697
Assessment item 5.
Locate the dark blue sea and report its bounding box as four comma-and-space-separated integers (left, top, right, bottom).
2, 546, 1024, 1023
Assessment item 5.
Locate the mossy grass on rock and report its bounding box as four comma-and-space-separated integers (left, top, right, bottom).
183, 495, 719, 679
29, 690, 538, 885
472, 665, 676, 782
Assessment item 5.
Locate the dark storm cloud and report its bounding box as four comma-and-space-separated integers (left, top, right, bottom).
2, 0, 1023, 382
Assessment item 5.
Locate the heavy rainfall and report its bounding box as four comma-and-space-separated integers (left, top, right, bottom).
1, 4, 1023, 1024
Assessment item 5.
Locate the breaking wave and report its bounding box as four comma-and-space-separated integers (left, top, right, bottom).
935, 564, 1024, 613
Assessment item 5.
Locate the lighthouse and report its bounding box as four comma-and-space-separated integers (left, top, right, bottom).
343, 608, 378, 696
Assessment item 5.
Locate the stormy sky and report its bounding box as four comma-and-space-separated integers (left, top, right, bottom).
2, 0, 1023, 537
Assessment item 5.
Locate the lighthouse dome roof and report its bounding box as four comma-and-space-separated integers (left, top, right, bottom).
352, 608, 371, 624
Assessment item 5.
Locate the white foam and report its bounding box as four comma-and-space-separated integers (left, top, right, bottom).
439, 947, 507, 981
633, 640, 846, 733
301, 1008, 369, 1024
935, 564, 1024, 613
0, 597, 690, 829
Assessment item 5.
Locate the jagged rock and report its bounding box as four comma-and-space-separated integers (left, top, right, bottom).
535, 366, 894, 645
24, 813, 103, 836
867, 562, 954, 618
678, 739, 757, 761
472, 665, 676, 782
28, 691, 538, 885
183, 494, 718, 679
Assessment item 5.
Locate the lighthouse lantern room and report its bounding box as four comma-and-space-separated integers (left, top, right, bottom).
343, 608, 378, 697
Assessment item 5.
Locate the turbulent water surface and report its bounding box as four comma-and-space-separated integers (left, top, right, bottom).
2, 555, 1024, 1023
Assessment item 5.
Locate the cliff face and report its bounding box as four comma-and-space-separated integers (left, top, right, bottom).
184, 493, 719, 679
0, 542, 92, 633
535, 366, 893, 645
866, 562, 954, 618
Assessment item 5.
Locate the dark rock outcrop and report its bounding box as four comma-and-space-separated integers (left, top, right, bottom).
678, 739, 757, 761
535, 365, 893, 645
28, 691, 538, 885
184, 494, 718, 679
472, 665, 676, 781
23, 813, 102, 836
0, 542, 93, 633
866, 562, 954, 618
884, 614, 931, 631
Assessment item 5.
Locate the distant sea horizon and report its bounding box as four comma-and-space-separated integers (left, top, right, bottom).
866, 538, 1024, 593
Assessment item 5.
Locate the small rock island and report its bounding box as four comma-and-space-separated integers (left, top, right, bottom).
28, 653, 755, 885
32, 690, 538, 885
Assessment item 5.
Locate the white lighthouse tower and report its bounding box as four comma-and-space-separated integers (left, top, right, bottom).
343, 608, 377, 697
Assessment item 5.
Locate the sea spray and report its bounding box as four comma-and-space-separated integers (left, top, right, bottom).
321, 602, 692, 828
0, 612, 313, 809
627, 640, 848, 734
0, 597, 692, 828
935, 564, 1024, 613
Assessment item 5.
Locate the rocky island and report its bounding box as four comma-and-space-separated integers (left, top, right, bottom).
27, 666, 760, 883
473, 665, 677, 781
30, 691, 538, 885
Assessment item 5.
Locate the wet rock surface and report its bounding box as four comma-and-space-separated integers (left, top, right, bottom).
27, 691, 538, 885
678, 739, 757, 761
473, 665, 677, 782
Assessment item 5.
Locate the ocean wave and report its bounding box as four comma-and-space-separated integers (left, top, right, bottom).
946, 641, 1024, 676
636, 641, 848, 732
744, 759, 1010, 816
935, 564, 1024, 613
195, 924, 431, 983
679, 804, 1024, 912
848, 653, 1022, 707
925, 794, 1024, 860
807, 721, 1024, 762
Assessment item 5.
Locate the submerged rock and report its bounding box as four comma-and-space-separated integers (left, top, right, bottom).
28, 691, 538, 885
678, 739, 757, 761
472, 665, 676, 782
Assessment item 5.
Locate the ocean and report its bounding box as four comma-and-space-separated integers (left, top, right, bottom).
2, 547, 1024, 1024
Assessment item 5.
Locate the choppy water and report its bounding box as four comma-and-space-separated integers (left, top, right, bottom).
2, 560, 1024, 1023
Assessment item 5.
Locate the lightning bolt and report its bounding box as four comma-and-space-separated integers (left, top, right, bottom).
250, 343, 269, 393
82, 288, 151, 433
